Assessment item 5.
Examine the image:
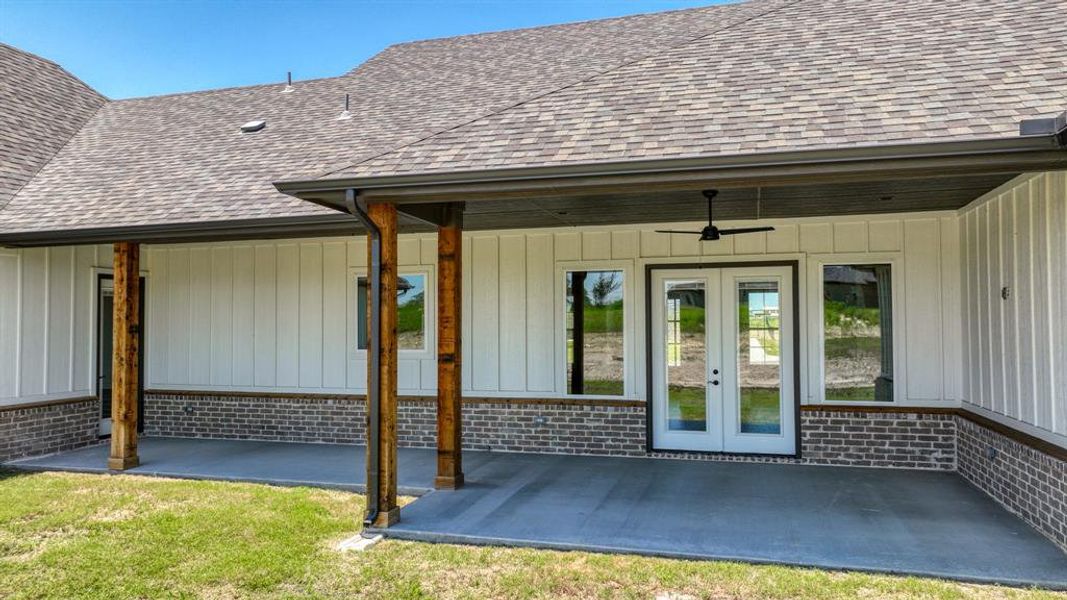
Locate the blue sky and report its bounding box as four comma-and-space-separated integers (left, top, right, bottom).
1, 0, 721, 99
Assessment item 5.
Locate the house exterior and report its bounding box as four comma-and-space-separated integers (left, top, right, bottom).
1, 0, 1066, 551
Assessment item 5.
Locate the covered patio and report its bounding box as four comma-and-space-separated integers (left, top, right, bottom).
8, 436, 1067, 588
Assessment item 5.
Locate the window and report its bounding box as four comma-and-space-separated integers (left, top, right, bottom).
357, 273, 427, 351
823, 264, 893, 402
566, 270, 625, 396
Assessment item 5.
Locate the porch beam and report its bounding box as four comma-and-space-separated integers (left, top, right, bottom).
367, 202, 401, 527
435, 203, 464, 489
108, 242, 140, 471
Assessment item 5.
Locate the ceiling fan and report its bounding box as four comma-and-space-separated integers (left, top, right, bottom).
656, 189, 774, 241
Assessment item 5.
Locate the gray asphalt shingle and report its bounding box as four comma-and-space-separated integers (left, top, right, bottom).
0, 0, 1064, 235
335, 0, 1067, 178
0, 1, 767, 234
0, 43, 106, 210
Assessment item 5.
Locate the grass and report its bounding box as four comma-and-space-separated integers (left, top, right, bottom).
577, 303, 625, 334
581, 379, 625, 396
397, 293, 424, 335
824, 299, 881, 329
669, 386, 782, 429
825, 386, 878, 402
0, 471, 1060, 599
824, 335, 881, 359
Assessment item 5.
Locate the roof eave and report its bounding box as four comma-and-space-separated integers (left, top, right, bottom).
0, 214, 362, 248
275, 133, 1067, 208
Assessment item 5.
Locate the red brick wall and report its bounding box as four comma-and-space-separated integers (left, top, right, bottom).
956, 417, 1067, 553
145, 393, 963, 469
0, 398, 99, 462
801, 410, 956, 469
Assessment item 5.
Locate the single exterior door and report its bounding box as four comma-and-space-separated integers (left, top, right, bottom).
97, 274, 145, 437
651, 266, 795, 455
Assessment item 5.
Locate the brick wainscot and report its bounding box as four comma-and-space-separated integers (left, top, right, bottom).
0, 397, 100, 462
144, 391, 957, 469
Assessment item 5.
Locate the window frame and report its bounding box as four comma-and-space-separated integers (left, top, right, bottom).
809, 254, 906, 405
350, 265, 435, 360
554, 260, 635, 399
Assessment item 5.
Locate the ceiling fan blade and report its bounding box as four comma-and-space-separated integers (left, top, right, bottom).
717, 226, 776, 236
654, 230, 704, 235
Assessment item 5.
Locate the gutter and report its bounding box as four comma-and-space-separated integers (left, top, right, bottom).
0, 213, 362, 248
343, 189, 382, 528
274, 130, 1067, 206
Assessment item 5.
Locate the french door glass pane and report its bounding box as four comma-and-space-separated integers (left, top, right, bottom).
737, 281, 781, 434
665, 280, 706, 431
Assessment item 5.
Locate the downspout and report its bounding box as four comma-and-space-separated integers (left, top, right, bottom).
344, 188, 381, 527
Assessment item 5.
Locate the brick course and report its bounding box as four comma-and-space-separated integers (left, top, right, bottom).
144, 393, 648, 456
144, 393, 960, 469
0, 398, 100, 462
956, 416, 1067, 553
801, 410, 956, 470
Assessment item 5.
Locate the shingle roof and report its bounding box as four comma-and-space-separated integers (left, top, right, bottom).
0, 43, 106, 210
332, 0, 1067, 178
1, 0, 1064, 236
0, 0, 775, 234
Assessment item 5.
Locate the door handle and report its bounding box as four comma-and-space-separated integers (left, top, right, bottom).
710, 380, 720, 386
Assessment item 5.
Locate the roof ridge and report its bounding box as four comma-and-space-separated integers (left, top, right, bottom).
0, 42, 108, 102
0, 42, 109, 211
319, 0, 800, 180
359, 2, 735, 57
1, 101, 109, 211
109, 73, 348, 102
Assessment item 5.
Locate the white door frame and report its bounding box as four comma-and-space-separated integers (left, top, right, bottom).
647, 261, 799, 456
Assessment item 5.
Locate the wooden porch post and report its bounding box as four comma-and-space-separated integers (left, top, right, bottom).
368, 202, 400, 527
435, 204, 464, 489
108, 242, 140, 471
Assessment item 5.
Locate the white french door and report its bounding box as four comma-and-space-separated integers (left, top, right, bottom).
651, 266, 795, 455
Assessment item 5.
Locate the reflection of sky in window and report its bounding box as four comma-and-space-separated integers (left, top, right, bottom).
398, 275, 425, 307
748, 291, 779, 312
584, 271, 624, 303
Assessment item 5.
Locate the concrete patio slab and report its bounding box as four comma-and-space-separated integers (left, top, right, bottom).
5, 436, 462, 494
379, 452, 1067, 589
6, 437, 1067, 588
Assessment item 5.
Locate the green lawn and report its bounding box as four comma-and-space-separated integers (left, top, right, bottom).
669, 386, 782, 429
0, 471, 1058, 599
824, 335, 881, 359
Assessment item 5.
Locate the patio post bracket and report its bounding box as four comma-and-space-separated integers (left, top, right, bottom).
434, 203, 464, 490
108, 242, 140, 471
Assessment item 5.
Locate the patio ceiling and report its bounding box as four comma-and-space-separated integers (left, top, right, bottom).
275, 132, 1066, 233
453, 172, 1016, 231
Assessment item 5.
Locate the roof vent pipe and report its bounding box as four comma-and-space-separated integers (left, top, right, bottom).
337, 93, 352, 120
239, 119, 266, 133
282, 71, 294, 93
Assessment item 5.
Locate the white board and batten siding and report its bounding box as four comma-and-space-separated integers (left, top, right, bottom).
0, 244, 114, 406
959, 171, 1067, 446
8, 185, 1061, 450
143, 238, 439, 396
137, 211, 964, 411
